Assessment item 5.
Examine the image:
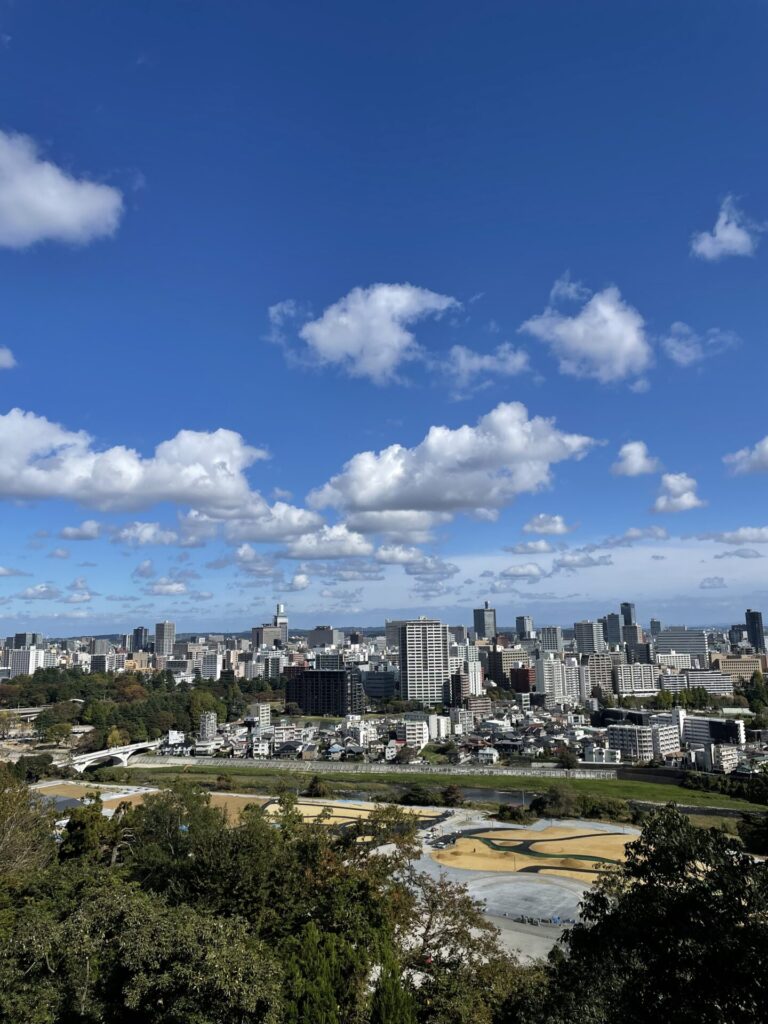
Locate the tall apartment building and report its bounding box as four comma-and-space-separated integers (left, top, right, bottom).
613, 663, 659, 696
155, 621, 176, 658
285, 668, 365, 717
473, 602, 497, 640
585, 652, 615, 694
5, 646, 48, 678
535, 655, 569, 703
399, 618, 451, 705
538, 626, 563, 652
745, 608, 765, 653
199, 711, 218, 741
201, 652, 223, 681
574, 620, 606, 654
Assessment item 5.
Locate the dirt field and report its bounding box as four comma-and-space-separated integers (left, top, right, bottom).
209, 793, 269, 821
33, 782, 106, 799
432, 825, 631, 880
263, 798, 441, 826
32, 782, 441, 829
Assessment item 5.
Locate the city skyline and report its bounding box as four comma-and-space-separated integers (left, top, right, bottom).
1, 4, 768, 632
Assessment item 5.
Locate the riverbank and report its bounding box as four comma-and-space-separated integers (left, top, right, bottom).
114, 758, 767, 813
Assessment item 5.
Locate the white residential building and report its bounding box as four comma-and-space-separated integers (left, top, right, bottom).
201, 653, 223, 681
5, 646, 48, 678
607, 723, 679, 761
199, 711, 218, 741
399, 618, 451, 705
613, 663, 660, 697
395, 720, 430, 751
656, 652, 693, 671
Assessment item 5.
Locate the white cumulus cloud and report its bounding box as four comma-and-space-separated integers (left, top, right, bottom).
147, 577, 187, 596
0, 347, 15, 369
59, 519, 101, 540
611, 441, 660, 476
310, 403, 594, 520
500, 562, 548, 581
113, 522, 178, 546
284, 524, 374, 560
0, 408, 269, 512
0, 129, 123, 248
724, 435, 768, 475
690, 196, 761, 261
653, 473, 705, 513
522, 513, 574, 535
505, 539, 554, 554
520, 285, 652, 384
297, 283, 458, 384
552, 550, 613, 572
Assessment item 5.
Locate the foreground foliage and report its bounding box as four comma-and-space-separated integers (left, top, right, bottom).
0, 767, 766, 1022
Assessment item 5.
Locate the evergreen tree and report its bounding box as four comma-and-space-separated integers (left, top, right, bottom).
370, 955, 417, 1024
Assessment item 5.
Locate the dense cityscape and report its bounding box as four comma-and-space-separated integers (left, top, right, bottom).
2, 2, 768, 1021
2, 600, 765, 776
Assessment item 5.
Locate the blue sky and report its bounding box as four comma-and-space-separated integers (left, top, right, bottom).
0, 0, 767, 633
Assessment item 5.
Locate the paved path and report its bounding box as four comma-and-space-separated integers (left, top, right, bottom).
414, 811, 640, 960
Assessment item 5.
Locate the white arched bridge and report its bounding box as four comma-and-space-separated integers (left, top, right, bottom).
69, 740, 162, 773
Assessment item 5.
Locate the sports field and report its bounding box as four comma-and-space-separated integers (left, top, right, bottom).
432, 824, 632, 882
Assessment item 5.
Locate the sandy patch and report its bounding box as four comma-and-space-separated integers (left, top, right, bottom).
34, 782, 103, 798
432, 826, 629, 876
209, 793, 268, 821
528, 835, 630, 860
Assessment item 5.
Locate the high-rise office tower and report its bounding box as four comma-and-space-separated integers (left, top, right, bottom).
515, 615, 534, 638
273, 603, 288, 644
132, 626, 148, 651
650, 618, 662, 638
574, 620, 606, 654
155, 620, 176, 657
745, 609, 765, 653
473, 601, 497, 640
622, 623, 643, 646
620, 602, 636, 627
599, 613, 622, 647
399, 618, 451, 705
